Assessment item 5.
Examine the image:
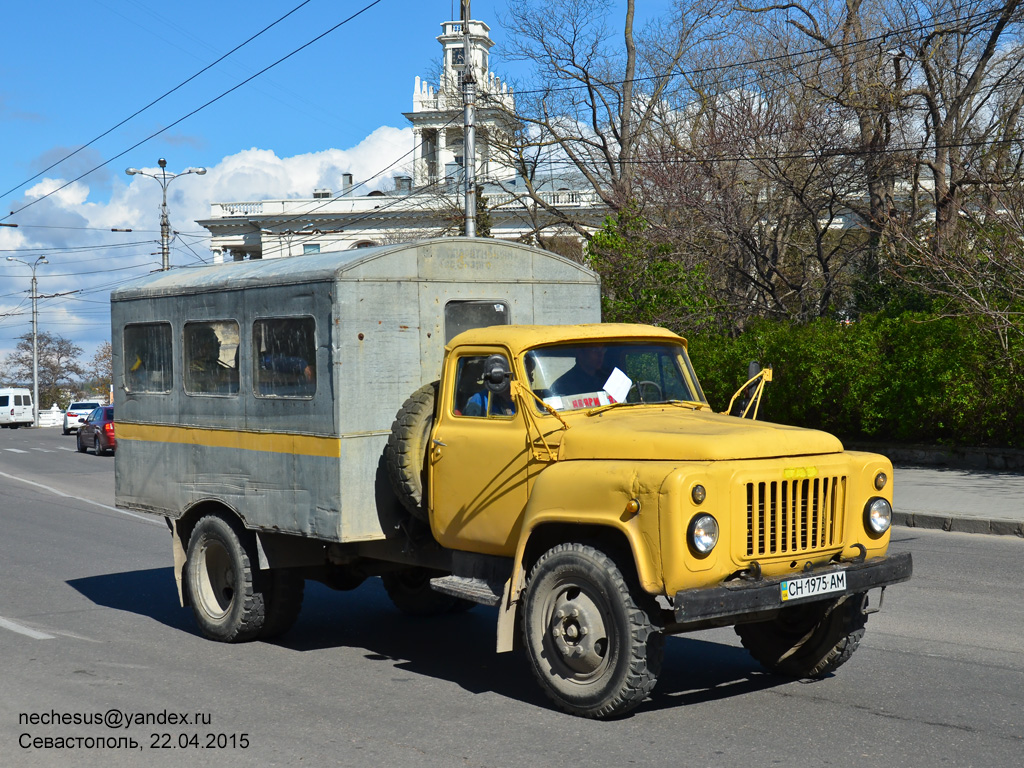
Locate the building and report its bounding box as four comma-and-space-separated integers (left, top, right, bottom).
197, 15, 604, 263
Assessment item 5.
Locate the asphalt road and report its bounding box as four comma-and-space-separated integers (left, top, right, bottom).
1, 428, 1023, 767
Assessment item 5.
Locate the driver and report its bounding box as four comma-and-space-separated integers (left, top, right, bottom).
551, 346, 608, 397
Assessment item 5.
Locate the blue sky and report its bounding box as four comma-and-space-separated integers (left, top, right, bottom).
1, 0, 527, 376
0, 0, 660, 385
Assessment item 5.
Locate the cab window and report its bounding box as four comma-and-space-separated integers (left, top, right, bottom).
452, 354, 515, 418
184, 320, 240, 396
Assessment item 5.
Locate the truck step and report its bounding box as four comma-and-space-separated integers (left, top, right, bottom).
430, 575, 504, 607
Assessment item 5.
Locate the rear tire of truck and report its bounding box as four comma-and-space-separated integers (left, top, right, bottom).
735, 593, 867, 679
381, 567, 467, 616
521, 543, 663, 719
259, 568, 305, 639
385, 381, 439, 522
185, 515, 266, 643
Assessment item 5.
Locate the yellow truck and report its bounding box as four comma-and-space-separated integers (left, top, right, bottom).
112, 238, 911, 719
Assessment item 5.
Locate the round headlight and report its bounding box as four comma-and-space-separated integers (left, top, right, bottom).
865, 498, 893, 534
689, 514, 719, 555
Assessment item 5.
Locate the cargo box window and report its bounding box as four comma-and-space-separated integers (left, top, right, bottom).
253, 317, 316, 398
444, 300, 509, 343
0, 396, 8, 407
124, 323, 174, 393
184, 320, 240, 396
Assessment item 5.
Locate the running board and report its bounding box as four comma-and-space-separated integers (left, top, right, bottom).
430, 575, 504, 606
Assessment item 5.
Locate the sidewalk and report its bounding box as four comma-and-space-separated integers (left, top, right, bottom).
863, 443, 1024, 538
893, 465, 1024, 537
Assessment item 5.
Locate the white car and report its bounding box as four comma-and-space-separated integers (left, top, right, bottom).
63, 401, 101, 435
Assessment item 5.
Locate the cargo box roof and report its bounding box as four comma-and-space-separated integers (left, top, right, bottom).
110, 238, 598, 301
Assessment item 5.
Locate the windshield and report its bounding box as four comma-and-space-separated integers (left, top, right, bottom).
524, 340, 707, 413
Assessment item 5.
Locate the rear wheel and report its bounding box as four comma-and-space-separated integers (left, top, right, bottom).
94, 436, 106, 456
735, 594, 867, 678
259, 569, 305, 638
185, 515, 266, 642
521, 543, 663, 719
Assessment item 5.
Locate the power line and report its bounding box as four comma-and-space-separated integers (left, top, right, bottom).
0, 0, 317, 205
1, 0, 386, 225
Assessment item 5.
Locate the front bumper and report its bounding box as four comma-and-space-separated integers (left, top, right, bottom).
672, 551, 913, 627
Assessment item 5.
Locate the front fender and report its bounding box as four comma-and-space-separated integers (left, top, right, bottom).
509, 461, 667, 602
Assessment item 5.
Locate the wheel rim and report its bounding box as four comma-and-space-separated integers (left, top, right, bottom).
196, 539, 236, 619
542, 580, 611, 681
95, 437, 101, 453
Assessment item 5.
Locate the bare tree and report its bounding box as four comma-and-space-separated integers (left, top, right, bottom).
86, 341, 113, 400
898, 1, 1024, 254
495, 0, 728, 234
736, 0, 922, 300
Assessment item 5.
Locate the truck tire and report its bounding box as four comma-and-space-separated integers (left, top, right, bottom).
259, 569, 305, 639
185, 514, 266, 642
381, 567, 463, 616
735, 593, 867, 678
521, 543, 663, 719
385, 381, 438, 521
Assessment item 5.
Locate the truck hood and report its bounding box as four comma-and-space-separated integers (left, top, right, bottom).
558, 407, 844, 462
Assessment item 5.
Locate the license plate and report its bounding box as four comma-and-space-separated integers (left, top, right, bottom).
781, 571, 847, 602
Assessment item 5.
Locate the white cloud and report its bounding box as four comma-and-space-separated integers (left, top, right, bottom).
0, 126, 415, 372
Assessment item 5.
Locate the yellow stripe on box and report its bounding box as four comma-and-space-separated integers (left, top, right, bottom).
117, 422, 342, 459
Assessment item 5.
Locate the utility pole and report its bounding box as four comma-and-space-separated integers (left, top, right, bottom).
5, 255, 48, 426
125, 159, 207, 271
461, 0, 477, 238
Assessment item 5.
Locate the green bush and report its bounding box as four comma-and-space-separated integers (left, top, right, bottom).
686, 313, 1024, 448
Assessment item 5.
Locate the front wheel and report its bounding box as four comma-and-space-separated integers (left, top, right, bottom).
735, 594, 868, 678
184, 515, 267, 642
76, 433, 87, 453
521, 543, 663, 719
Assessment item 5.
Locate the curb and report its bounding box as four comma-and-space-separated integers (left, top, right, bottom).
850, 442, 1024, 472
894, 511, 1024, 538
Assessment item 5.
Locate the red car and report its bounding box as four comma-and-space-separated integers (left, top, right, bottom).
77, 406, 116, 456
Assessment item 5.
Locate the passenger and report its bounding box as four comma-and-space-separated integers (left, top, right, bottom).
188, 327, 233, 392
551, 346, 608, 396
463, 354, 533, 417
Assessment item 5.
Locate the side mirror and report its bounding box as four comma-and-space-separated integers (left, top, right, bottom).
482, 354, 511, 393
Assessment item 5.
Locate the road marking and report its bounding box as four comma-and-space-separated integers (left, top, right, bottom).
31, 448, 55, 453
4, 448, 28, 453
0, 470, 163, 526
0, 616, 55, 640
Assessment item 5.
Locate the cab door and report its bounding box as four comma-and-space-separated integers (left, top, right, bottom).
428, 348, 530, 556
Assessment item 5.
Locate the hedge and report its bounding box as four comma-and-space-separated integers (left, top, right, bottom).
685, 313, 1024, 448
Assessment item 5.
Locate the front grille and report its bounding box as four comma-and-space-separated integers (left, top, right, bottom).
745, 476, 845, 557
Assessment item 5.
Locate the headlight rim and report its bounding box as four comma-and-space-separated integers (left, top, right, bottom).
688, 512, 719, 557
864, 497, 893, 536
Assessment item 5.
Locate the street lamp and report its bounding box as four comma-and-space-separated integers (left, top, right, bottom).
125, 158, 206, 271
5, 255, 48, 427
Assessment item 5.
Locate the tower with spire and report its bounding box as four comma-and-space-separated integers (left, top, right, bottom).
404, 15, 516, 191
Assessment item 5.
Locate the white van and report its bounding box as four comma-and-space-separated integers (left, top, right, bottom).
0, 388, 34, 428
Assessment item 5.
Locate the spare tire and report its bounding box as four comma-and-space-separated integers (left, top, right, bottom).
385, 381, 438, 521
